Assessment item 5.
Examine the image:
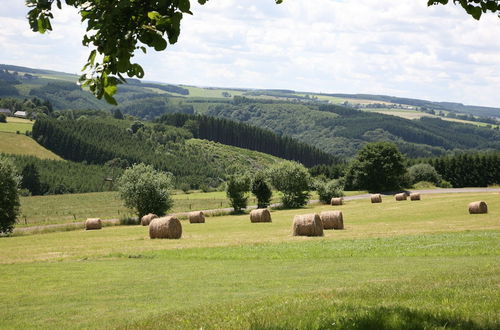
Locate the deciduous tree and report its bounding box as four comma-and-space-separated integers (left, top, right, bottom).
118, 163, 173, 217
0, 156, 20, 235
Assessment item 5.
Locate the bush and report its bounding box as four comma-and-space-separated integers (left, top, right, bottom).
408, 163, 442, 185
316, 179, 344, 204
119, 216, 140, 225
268, 161, 311, 209
0, 113, 6, 123
118, 163, 173, 218
179, 183, 191, 194
251, 171, 273, 208
0, 156, 20, 235
226, 175, 251, 213
345, 142, 406, 192
438, 179, 453, 188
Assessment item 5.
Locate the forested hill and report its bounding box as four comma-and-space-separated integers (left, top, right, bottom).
157, 113, 336, 167
31, 117, 281, 188
206, 102, 500, 158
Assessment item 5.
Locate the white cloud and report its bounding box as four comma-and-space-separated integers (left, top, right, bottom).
1, 0, 500, 107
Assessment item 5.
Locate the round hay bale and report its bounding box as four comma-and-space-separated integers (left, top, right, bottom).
250, 209, 272, 223
188, 211, 205, 223
371, 194, 382, 203
320, 210, 344, 230
331, 197, 344, 206
292, 213, 324, 237
410, 193, 421, 201
141, 213, 158, 226
395, 193, 407, 201
149, 216, 182, 239
468, 201, 488, 214
85, 218, 102, 230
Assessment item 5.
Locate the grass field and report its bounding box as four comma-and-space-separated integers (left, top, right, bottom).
17, 190, 363, 227
1, 192, 498, 328
0, 117, 34, 134
0, 131, 62, 160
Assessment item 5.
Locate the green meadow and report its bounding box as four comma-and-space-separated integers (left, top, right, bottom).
0, 117, 34, 134
0, 192, 498, 329
0, 131, 62, 160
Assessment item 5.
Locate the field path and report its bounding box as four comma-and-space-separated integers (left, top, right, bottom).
14, 187, 499, 234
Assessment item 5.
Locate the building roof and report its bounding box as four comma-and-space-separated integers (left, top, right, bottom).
0, 108, 10, 114
13, 111, 27, 117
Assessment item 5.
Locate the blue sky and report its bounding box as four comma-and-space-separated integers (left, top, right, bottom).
1, 0, 500, 107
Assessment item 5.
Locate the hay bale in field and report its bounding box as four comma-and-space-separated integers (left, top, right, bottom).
371, 194, 382, 203
468, 201, 488, 214
188, 211, 205, 224
250, 209, 272, 223
320, 210, 344, 230
149, 216, 182, 239
395, 193, 407, 201
141, 213, 158, 226
85, 218, 102, 230
410, 193, 421, 201
292, 213, 324, 237
331, 197, 344, 206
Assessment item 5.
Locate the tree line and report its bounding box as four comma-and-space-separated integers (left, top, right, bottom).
157, 113, 337, 167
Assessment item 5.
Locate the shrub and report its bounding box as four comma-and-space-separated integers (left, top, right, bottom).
316, 179, 344, 204
408, 163, 442, 185
179, 183, 191, 194
268, 161, 311, 209
119, 216, 140, 225
0, 156, 20, 235
251, 171, 273, 208
118, 163, 173, 218
438, 179, 453, 188
0, 113, 6, 123
226, 175, 251, 213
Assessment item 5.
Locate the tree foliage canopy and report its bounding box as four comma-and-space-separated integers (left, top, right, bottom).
118, 163, 173, 217
0, 156, 20, 235
226, 174, 251, 213
428, 0, 500, 20
268, 161, 311, 209
345, 142, 406, 192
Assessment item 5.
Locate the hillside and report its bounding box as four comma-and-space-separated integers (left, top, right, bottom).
206, 101, 500, 158
31, 116, 282, 188
2, 64, 499, 161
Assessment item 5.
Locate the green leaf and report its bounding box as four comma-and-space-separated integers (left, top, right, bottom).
179, 0, 191, 13
153, 36, 167, 51
103, 92, 118, 105
148, 11, 162, 21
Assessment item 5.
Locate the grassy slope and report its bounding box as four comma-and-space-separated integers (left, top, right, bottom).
363, 108, 500, 128
0, 192, 498, 328
0, 117, 34, 133
0, 131, 62, 160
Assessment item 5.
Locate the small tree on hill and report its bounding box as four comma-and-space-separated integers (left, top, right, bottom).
20, 163, 42, 196
251, 171, 273, 208
118, 163, 173, 218
0, 156, 20, 235
345, 142, 406, 192
226, 175, 251, 213
268, 161, 312, 208
113, 108, 124, 120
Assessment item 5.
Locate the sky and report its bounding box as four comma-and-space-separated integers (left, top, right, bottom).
1, 0, 500, 107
